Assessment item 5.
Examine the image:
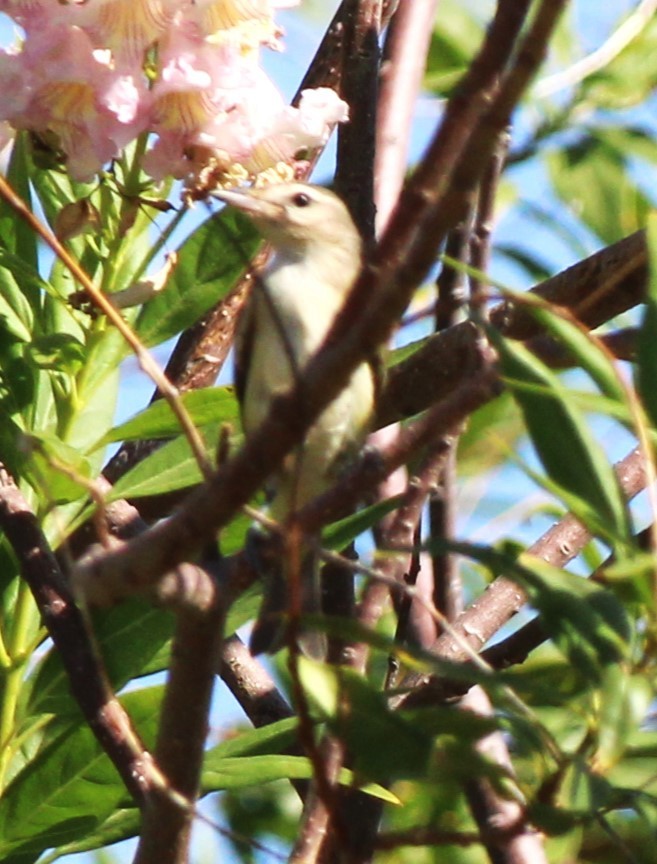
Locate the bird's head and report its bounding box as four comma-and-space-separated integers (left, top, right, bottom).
214, 182, 362, 263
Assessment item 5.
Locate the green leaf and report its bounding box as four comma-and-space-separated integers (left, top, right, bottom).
204, 719, 397, 802
0, 352, 36, 433
596, 667, 650, 770
493, 332, 632, 548
556, 757, 615, 816
0, 135, 37, 267
322, 495, 403, 550
25, 334, 86, 375
425, 0, 483, 97
20, 432, 92, 505
547, 136, 653, 244
204, 755, 397, 803
297, 659, 434, 781
208, 717, 298, 759
517, 299, 625, 403
0, 688, 161, 859
0, 250, 44, 343
458, 391, 524, 476
22, 599, 175, 724
135, 208, 259, 347
224, 581, 261, 635
109, 423, 222, 500
387, 336, 427, 368
63, 330, 123, 457
27, 156, 96, 230
94, 385, 239, 449
42, 809, 140, 863
513, 552, 630, 682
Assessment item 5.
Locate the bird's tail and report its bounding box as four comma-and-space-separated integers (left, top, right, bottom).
247, 528, 326, 659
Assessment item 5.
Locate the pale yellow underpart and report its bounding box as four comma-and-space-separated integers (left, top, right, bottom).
241, 247, 373, 521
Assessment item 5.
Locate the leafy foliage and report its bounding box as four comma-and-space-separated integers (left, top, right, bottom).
1, 3, 657, 864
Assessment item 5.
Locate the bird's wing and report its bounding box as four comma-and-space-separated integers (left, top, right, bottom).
368, 346, 386, 416
234, 290, 256, 411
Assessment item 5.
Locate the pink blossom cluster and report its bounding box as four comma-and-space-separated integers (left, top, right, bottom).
0, 0, 348, 184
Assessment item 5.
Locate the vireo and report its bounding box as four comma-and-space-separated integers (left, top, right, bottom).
215, 183, 378, 654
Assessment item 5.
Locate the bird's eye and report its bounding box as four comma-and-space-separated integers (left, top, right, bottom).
291, 192, 311, 207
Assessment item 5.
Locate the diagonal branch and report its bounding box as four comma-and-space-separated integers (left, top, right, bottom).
398, 445, 648, 706
0, 465, 159, 805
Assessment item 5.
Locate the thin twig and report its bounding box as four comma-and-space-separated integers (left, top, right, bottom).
398, 445, 648, 705
534, 0, 657, 98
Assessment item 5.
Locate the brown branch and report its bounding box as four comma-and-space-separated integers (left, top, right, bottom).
430, 444, 462, 622
0, 465, 158, 805
429, 205, 477, 627
290, 736, 346, 864
461, 687, 548, 864
219, 635, 294, 725
134, 589, 227, 864
335, 0, 382, 242
136, 553, 264, 863
492, 230, 647, 340
374, 0, 440, 231
480, 525, 653, 672
380, 229, 648, 427
469, 128, 510, 313
351, 434, 458, 677
72, 476, 222, 611
391, 441, 458, 637
294, 3, 347, 97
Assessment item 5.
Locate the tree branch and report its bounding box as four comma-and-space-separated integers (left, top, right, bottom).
0, 465, 158, 806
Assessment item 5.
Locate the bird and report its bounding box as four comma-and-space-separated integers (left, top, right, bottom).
214, 182, 379, 655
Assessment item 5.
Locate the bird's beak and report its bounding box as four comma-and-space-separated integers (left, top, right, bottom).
213, 188, 283, 222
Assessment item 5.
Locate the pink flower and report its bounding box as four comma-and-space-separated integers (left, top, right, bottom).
0, 0, 348, 185
1, 25, 149, 180
74, 0, 179, 66
183, 0, 299, 50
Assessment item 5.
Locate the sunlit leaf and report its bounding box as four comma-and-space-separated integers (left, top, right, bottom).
94, 386, 239, 449
493, 333, 632, 548
136, 208, 259, 347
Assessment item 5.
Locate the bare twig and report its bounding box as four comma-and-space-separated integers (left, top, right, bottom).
219, 635, 294, 725
469, 128, 510, 313
375, 0, 440, 232
429, 206, 477, 628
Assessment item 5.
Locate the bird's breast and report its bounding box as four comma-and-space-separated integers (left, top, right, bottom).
241, 273, 340, 430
